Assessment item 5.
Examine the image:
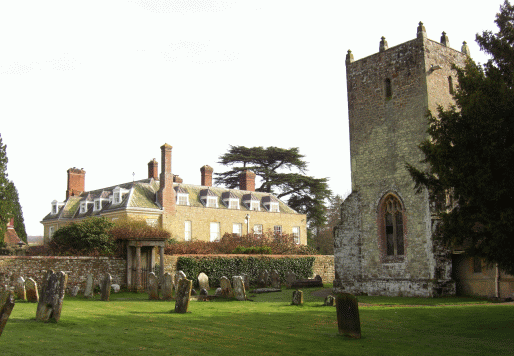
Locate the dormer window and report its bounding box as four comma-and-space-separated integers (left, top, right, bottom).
175, 186, 190, 206
262, 196, 280, 212
94, 198, 107, 212
112, 186, 129, 205
222, 191, 240, 210
200, 189, 218, 208
51, 200, 64, 215
80, 201, 89, 214
242, 193, 260, 211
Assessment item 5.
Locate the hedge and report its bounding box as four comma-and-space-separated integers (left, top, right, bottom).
177, 256, 315, 288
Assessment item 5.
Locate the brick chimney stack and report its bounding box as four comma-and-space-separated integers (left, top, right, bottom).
239, 170, 256, 191
148, 158, 158, 180
66, 168, 85, 199
157, 144, 176, 215
200, 165, 213, 187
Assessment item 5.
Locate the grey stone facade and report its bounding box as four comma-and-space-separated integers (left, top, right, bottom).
334, 24, 468, 297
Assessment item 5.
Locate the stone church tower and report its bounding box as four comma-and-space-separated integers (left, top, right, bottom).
334, 23, 469, 297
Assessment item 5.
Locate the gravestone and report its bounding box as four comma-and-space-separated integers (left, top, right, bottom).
36, 270, 68, 322
324, 295, 335, 306
263, 270, 270, 287
232, 276, 246, 301
271, 270, 281, 289
291, 290, 303, 305
174, 278, 192, 313
161, 273, 173, 301
84, 274, 94, 298
285, 271, 296, 288
69, 285, 80, 297
219, 276, 234, 298
215, 288, 222, 296
100, 273, 112, 301
174, 270, 186, 292
25, 278, 39, 303
335, 293, 361, 339
15, 276, 26, 301
111, 284, 120, 293
148, 272, 159, 300
0, 290, 15, 338
199, 288, 208, 296
198, 272, 209, 291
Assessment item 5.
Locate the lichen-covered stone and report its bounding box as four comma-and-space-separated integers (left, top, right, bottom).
232, 276, 246, 301
0, 290, 15, 337
36, 271, 68, 322
291, 290, 303, 305
219, 276, 234, 298
148, 272, 159, 300
161, 273, 173, 301
100, 273, 112, 301
25, 278, 39, 303
174, 278, 192, 313
335, 293, 361, 338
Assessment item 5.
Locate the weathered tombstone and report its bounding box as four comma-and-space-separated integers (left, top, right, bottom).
161, 273, 173, 301
215, 288, 222, 296
100, 273, 112, 302
263, 270, 270, 287
84, 274, 94, 298
198, 272, 209, 291
199, 288, 208, 296
285, 271, 296, 288
25, 278, 39, 303
0, 290, 15, 337
232, 276, 246, 301
15, 276, 26, 301
69, 285, 80, 297
241, 274, 249, 290
147, 272, 159, 300
111, 284, 120, 293
324, 295, 335, 306
36, 271, 68, 322
335, 293, 361, 339
174, 278, 192, 313
174, 270, 186, 292
271, 270, 281, 289
219, 276, 234, 298
191, 289, 197, 296
291, 290, 303, 306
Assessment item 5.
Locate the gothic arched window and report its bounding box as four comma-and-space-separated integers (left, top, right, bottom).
378, 194, 405, 260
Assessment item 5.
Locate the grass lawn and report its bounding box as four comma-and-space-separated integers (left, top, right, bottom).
2, 286, 513, 355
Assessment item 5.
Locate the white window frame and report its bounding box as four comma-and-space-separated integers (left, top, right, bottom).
206, 197, 218, 208
210, 222, 220, 242
146, 218, 158, 227
265, 202, 279, 212
292, 226, 300, 244
80, 202, 88, 214
232, 223, 242, 236
228, 199, 239, 210
274, 225, 282, 235
185, 221, 192, 241
253, 224, 263, 236
177, 194, 189, 206
51, 200, 64, 215
49, 226, 55, 239
250, 201, 260, 211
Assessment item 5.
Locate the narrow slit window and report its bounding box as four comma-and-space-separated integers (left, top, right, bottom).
385, 78, 392, 99
448, 76, 454, 95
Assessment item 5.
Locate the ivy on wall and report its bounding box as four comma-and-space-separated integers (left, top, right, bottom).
177, 256, 315, 288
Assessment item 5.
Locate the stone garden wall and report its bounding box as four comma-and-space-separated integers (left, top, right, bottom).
0, 254, 334, 291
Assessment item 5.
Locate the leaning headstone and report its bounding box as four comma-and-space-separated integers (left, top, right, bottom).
271, 270, 281, 289
335, 293, 361, 339
232, 276, 246, 301
219, 276, 234, 298
15, 276, 26, 301
84, 274, 94, 298
111, 284, 120, 293
285, 271, 296, 288
148, 272, 159, 300
198, 272, 209, 291
100, 273, 112, 301
25, 278, 39, 303
174, 270, 186, 292
324, 295, 336, 306
291, 290, 303, 306
0, 290, 15, 337
161, 273, 173, 301
69, 285, 80, 297
36, 271, 68, 322
174, 278, 192, 313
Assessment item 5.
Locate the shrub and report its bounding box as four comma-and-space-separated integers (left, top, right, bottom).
165, 231, 319, 255
177, 255, 315, 287
109, 219, 171, 240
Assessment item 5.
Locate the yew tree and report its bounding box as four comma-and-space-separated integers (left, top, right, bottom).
407, 1, 514, 274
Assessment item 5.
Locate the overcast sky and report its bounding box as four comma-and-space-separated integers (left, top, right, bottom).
0, 1, 501, 236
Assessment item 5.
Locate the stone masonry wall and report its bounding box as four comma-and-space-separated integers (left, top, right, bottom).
0, 254, 334, 292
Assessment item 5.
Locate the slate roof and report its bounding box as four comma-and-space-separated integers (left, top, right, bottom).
43, 179, 298, 222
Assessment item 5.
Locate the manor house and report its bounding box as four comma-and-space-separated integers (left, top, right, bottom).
41, 144, 307, 245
